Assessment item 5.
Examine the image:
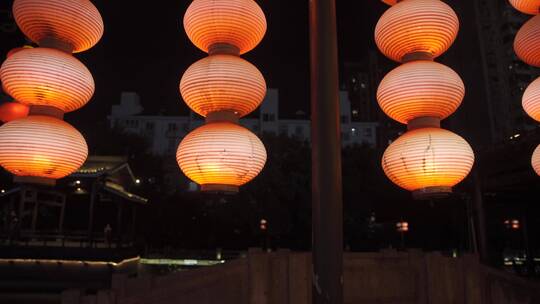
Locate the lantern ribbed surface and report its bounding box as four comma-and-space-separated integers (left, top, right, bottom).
177, 122, 267, 187
382, 128, 474, 192
180, 54, 266, 117
13, 0, 104, 53
0, 116, 88, 179
0, 48, 95, 112
0, 102, 29, 123
509, 0, 540, 15
515, 15, 540, 67
532, 144, 540, 175
375, 0, 459, 62
377, 60, 465, 124
523, 77, 540, 122
184, 0, 267, 54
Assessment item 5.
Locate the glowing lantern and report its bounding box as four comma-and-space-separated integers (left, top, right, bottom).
532, 144, 540, 175
184, 0, 267, 54
522, 77, 540, 122
382, 0, 399, 5
13, 0, 104, 53
177, 122, 267, 192
375, 0, 459, 62
377, 60, 465, 124
382, 127, 474, 198
180, 54, 266, 117
6, 45, 33, 58
0, 116, 88, 182
514, 15, 540, 67
0, 102, 29, 123
509, 0, 540, 15
0, 47, 95, 112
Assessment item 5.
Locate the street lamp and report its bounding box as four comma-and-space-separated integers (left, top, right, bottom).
396, 221, 409, 249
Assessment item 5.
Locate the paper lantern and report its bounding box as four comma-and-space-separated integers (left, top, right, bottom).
13, 0, 104, 53
184, 0, 267, 54
523, 77, 540, 122
0, 47, 95, 112
377, 60, 464, 124
0, 102, 29, 123
180, 54, 266, 117
382, 127, 474, 195
6, 46, 33, 58
382, 0, 399, 5
375, 0, 459, 62
509, 0, 540, 15
532, 144, 540, 175
177, 122, 267, 192
0, 116, 88, 180
514, 15, 540, 67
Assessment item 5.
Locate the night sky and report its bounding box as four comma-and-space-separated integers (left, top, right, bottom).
0, 0, 505, 147
1, 1, 382, 121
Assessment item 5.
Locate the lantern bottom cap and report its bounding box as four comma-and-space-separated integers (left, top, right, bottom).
201, 184, 239, 194
14, 176, 56, 186
412, 186, 452, 200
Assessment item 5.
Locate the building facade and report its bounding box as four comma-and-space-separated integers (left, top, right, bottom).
473, 0, 540, 141
108, 89, 378, 156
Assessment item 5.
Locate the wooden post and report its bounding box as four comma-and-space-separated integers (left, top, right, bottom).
309, 0, 344, 303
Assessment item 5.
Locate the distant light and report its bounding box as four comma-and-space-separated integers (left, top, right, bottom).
1, 189, 5, 194
514, 133, 521, 138
75, 180, 81, 185
351, 128, 356, 132
135, 178, 141, 184
76, 187, 82, 192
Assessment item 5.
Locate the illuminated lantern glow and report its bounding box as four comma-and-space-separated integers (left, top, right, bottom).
183, 0, 267, 54
0, 102, 29, 123
509, 0, 540, 15
0, 47, 95, 113
382, 0, 399, 5
0, 116, 88, 182
377, 60, 465, 124
532, 144, 540, 175
13, 0, 104, 53
382, 127, 474, 198
180, 54, 266, 117
176, 122, 267, 192
6, 45, 33, 58
514, 15, 540, 67
522, 77, 540, 122
375, 0, 459, 62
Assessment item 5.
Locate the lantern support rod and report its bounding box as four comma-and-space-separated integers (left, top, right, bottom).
309, 0, 344, 303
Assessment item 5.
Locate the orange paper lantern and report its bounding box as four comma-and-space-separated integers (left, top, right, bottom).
180, 54, 266, 117
184, 0, 267, 54
0, 47, 95, 113
382, 0, 399, 5
523, 76, 540, 122
514, 15, 540, 67
377, 60, 465, 124
375, 0, 459, 62
382, 127, 474, 194
0, 116, 88, 180
0, 102, 29, 123
13, 0, 104, 53
532, 144, 540, 175
509, 0, 540, 15
177, 122, 267, 191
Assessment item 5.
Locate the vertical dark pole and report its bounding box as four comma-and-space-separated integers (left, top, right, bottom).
88, 180, 97, 242
309, 0, 343, 303
472, 169, 489, 263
